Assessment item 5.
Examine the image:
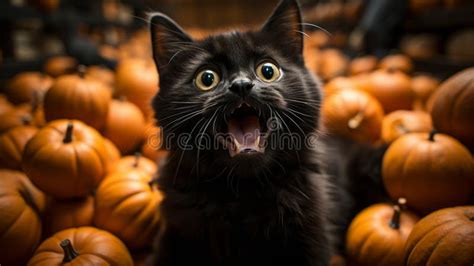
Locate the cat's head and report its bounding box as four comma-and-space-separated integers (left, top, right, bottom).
150, 0, 321, 178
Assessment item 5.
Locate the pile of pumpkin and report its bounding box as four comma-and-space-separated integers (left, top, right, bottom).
0, 53, 167, 265
312, 52, 474, 265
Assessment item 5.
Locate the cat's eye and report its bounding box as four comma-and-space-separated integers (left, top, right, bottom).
195, 69, 220, 91
256, 62, 281, 83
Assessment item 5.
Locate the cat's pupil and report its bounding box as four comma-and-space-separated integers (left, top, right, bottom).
262, 65, 274, 80
201, 72, 215, 87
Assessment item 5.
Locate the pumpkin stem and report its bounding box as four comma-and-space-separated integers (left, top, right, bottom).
60, 239, 79, 263
21, 115, 32, 125
63, 123, 74, 143
348, 111, 364, 129
133, 152, 141, 168
395, 121, 408, 134
428, 130, 437, 141
77, 65, 86, 78
148, 174, 159, 188
389, 198, 406, 230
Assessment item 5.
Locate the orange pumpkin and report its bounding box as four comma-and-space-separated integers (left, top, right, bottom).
142, 142, 168, 163
400, 34, 438, 60
0, 94, 14, 115
6, 72, 53, 104
141, 121, 168, 163
104, 138, 121, 164
318, 49, 349, 80
411, 74, 440, 110
383, 131, 474, 213
349, 73, 373, 92
0, 170, 46, 266
23, 120, 109, 199
43, 56, 78, 77
346, 199, 419, 266
378, 54, 414, 73
86, 65, 115, 88
94, 169, 163, 249
381, 111, 432, 143
349, 55, 378, 75
405, 206, 474, 266
429, 68, 474, 150
0, 125, 38, 170
43, 196, 94, 236
44, 73, 111, 130
0, 105, 34, 133
27, 227, 133, 265
103, 99, 146, 154
323, 77, 361, 98
366, 69, 414, 113
115, 58, 159, 117
322, 89, 384, 144
109, 152, 157, 176
303, 46, 321, 75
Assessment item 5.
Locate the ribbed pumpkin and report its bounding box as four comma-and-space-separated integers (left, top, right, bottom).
6, 72, 53, 104
108, 153, 157, 176
43, 196, 94, 236
23, 120, 109, 199
44, 73, 111, 130
381, 111, 432, 143
346, 199, 419, 266
115, 58, 159, 117
324, 77, 361, 98
0, 125, 38, 170
366, 69, 414, 113
405, 206, 474, 266
43, 56, 77, 77
383, 131, 474, 213
429, 68, 474, 151
322, 89, 384, 144
28, 227, 133, 266
0, 170, 46, 266
411, 74, 440, 110
103, 99, 146, 154
378, 54, 414, 73
349, 55, 378, 75
94, 168, 162, 249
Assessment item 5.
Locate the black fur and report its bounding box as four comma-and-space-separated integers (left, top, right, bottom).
147, 1, 387, 265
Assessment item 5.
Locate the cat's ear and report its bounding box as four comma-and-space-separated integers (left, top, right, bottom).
261, 0, 303, 56
149, 13, 194, 70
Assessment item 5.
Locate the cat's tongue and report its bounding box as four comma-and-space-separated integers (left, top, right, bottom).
227, 115, 262, 157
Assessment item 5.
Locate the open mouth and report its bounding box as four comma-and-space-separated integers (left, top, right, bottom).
225, 102, 267, 157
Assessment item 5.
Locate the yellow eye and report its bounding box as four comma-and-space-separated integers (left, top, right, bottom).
256, 62, 281, 82
195, 69, 220, 91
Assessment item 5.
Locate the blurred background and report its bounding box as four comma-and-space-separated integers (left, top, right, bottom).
0, 0, 473, 82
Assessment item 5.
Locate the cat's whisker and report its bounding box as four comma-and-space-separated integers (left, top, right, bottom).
295, 30, 310, 38
298, 22, 333, 36
160, 108, 202, 122
286, 107, 313, 118
195, 107, 220, 176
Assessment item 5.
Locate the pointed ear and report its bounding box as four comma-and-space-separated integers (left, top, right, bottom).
261, 0, 303, 56
149, 13, 194, 70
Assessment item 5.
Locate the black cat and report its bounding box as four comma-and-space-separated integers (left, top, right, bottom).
147, 0, 387, 265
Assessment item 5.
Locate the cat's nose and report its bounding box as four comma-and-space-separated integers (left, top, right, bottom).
229, 78, 254, 97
